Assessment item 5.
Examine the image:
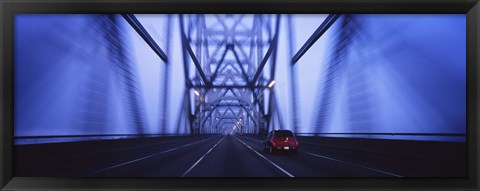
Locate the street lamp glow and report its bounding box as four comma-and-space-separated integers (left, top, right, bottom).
268, 80, 276, 88
194, 90, 200, 96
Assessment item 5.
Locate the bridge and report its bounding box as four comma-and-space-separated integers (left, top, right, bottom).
14, 14, 466, 177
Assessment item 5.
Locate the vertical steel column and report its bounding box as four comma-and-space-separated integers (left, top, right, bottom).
287, 15, 300, 133
160, 15, 172, 134
179, 14, 193, 134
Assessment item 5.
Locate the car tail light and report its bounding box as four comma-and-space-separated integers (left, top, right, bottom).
295, 141, 299, 146
271, 141, 276, 146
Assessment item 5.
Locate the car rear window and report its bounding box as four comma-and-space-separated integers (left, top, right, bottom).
274, 130, 293, 137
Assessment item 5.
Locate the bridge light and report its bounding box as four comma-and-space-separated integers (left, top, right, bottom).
268, 80, 276, 88
194, 90, 200, 96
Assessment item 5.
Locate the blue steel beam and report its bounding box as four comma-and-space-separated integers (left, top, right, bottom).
210, 46, 229, 82
251, 14, 281, 85
179, 14, 210, 86
291, 14, 341, 65
231, 47, 251, 81
287, 15, 300, 133
158, 14, 173, 134
190, 85, 267, 89
121, 14, 168, 63
201, 102, 259, 131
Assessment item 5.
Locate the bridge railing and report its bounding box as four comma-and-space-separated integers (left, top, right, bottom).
294, 132, 466, 142
14, 133, 212, 145
294, 132, 465, 136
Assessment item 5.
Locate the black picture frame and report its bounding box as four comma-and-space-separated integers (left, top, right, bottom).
1, 0, 479, 190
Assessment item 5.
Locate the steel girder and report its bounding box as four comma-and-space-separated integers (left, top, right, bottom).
179, 14, 281, 134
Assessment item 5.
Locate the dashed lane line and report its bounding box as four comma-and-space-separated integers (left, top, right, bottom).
86, 136, 218, 176
181, 136, 225, 177
233, 136, 295, 177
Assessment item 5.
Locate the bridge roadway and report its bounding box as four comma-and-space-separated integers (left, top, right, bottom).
15, 134, 465, 177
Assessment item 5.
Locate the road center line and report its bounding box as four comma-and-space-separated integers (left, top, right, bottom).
302, 151, 403, 177
86, 136, 217, 176
233, 136, 295, 177
181, 136, 225, 177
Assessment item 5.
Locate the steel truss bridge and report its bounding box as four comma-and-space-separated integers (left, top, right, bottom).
122, 14, 343, 135
14, 14, 466, 178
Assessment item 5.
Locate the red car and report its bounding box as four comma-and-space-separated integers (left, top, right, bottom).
263, 130, 299, 154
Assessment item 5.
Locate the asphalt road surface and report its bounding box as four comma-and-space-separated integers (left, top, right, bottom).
15, 134, 465, 177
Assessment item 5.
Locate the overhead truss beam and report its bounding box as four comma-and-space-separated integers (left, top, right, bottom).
291, 14, 341, 65
122, 14, 168, 63
180, 14, 210, 86
251, 14, 281, 84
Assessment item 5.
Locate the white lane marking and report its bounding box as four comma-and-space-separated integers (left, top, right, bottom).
302, 151, 403, 177
87, 136, 217, 176
233, 136, 295, 177
240, 136, 402, 177
181, 136, 225, 177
